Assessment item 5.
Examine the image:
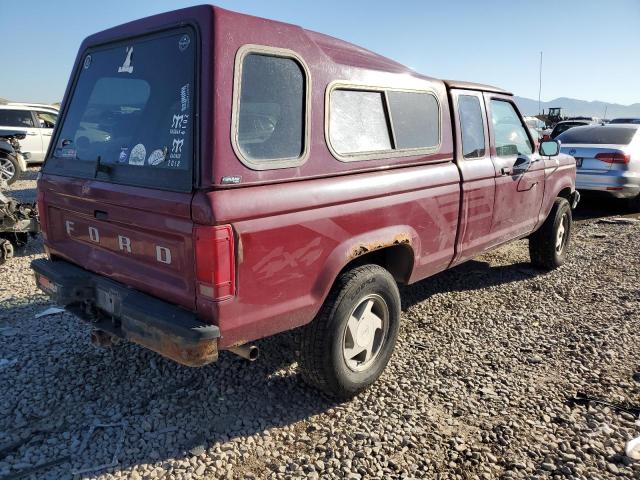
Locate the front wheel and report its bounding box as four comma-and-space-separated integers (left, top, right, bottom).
298, 264, 401, 399
529, 197, 572, 270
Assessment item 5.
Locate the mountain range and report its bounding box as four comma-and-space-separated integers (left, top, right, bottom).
514, 96, 640, 120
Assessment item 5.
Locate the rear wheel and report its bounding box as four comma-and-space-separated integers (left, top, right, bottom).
529, 197, 572, 270
0, 156, 21, 185
298, 264, 400, 399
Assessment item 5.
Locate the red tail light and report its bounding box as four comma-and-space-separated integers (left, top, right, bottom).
36, 190, 47, 239
194, 224, 235, 301
595, 152, 630, 164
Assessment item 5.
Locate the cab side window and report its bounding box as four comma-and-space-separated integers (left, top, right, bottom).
0, 109, 35, 128
490, 100, 532, 156
458, 95, 485, 159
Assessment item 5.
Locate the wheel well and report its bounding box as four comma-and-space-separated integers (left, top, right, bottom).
339, 244, 414, 284
558, 187, 572, 200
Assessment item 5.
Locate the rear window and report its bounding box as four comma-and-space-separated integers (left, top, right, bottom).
44, 27, 196, 192
557, 126, 638, 145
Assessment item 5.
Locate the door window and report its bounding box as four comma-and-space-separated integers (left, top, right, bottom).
35, 111, 57, 129
0, 109, 35, 127
458, 95, 486, 159
490, 100, 532, 156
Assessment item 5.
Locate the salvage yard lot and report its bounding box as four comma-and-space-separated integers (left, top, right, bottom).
1, 170, 639, 479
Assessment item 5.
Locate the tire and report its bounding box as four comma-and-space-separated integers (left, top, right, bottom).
0, 155, 22, 185
298, 264, 401, 399
627, 194, 640, 212
529, 197, 572, 270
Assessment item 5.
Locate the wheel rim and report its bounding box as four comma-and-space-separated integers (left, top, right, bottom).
556, 213, 568, 254
342, 294, 389, 372
0, 158, 16, 182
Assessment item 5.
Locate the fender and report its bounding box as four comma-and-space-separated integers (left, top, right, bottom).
534, 160, 576, 231
310, 225, 420, 310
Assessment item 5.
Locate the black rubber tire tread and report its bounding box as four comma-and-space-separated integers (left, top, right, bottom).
1, 155, 22, 185
529, 197, 571, 270
298, 264, 400, 400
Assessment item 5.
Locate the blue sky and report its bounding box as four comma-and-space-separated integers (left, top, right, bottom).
2, 0, 639, 105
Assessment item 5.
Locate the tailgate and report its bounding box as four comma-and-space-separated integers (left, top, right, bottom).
40, 175, 196, 310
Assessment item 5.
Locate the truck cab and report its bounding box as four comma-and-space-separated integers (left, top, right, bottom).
32, 5, 577, 399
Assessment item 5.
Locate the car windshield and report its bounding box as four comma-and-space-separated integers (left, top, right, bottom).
43, 27, 195, 192
557, 126, 637, 145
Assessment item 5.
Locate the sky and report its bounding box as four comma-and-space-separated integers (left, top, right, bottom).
2, 0, 639, 105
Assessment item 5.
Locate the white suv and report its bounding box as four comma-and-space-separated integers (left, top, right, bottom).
0, 104, 58, 163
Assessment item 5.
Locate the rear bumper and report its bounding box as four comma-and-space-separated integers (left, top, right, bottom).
576, 170, 640, 199
31, 258, 219, 367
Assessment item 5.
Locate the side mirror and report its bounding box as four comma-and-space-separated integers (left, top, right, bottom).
539, 140, 560, 157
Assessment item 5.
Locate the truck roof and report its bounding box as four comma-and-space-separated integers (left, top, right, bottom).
443, 80, 512, 95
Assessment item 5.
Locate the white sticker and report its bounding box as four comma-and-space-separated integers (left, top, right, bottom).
147, 149, 166, 166
169, 113, 189, 135
118, 46, 134, 74
128, 143, 146, 165
180, 84, 190, 112
178, 34, 190, 52
171, 138, 184, 155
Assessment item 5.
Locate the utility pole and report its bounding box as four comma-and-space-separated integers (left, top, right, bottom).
538, 51, 543, 115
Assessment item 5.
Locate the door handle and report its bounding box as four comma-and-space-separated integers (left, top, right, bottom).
27, 132, 38, 136
501, 166, 512, 176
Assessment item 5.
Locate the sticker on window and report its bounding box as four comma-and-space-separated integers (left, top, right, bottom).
128, 143, 146, 165
180, 84, 190, 112
170, 114, 189, 135
178, 34, 190, 52
118, 46, 134, 74
147, 149, 166, 166
118, 147, 129, 163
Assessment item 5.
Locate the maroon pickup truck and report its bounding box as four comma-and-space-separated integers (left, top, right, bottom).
32, 5, 578, 399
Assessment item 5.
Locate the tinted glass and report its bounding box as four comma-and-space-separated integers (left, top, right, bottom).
387, 91, 439, 149
44, 28, 195, 192
490, 100, 532, 156
458, 95, 485, 158
610, 118, 640, 124
0, 110, 34, 127
238, 54, 304, 161
35, 111, 57, 128
557, 126, 637, 145
330, 90, 391, 154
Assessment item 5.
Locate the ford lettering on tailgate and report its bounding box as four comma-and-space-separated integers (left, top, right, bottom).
61, 214, 176, 267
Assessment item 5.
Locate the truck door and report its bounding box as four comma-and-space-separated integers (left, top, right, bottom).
484, 94, 544, 243
449, 89, 496, 265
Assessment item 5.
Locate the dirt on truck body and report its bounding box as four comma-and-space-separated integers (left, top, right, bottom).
32, 5, 577, 399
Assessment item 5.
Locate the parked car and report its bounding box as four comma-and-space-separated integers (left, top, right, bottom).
550, 119, 596, 139
0, 104, 58, 163
31, 5, 578, 399
557, 124, 640, 209
609, 117, 640, 125
0, 131, 29, 184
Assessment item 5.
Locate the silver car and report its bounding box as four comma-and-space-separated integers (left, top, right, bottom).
557, 124, 640, 207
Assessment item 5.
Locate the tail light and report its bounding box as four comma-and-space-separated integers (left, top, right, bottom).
36, 190, 47, 239
194, 224, 235, 301
595, 152, 630, 164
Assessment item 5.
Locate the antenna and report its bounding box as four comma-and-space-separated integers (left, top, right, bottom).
538, 51, 543, 115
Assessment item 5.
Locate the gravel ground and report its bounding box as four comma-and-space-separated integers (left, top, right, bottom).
1, 169, 639, 479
